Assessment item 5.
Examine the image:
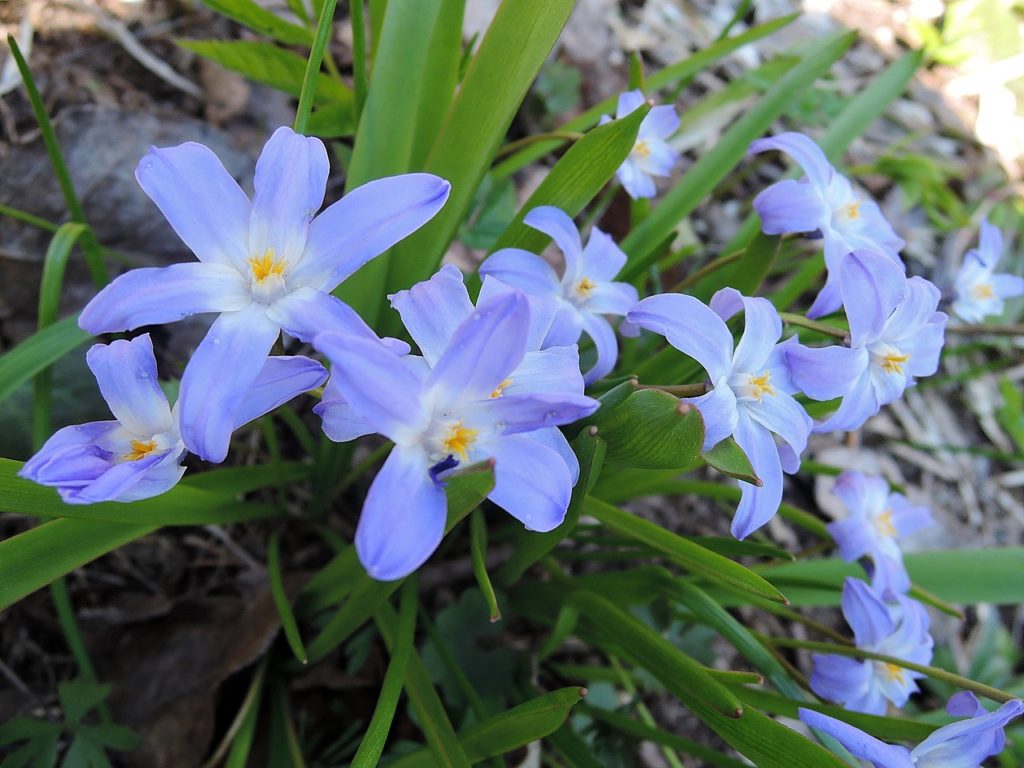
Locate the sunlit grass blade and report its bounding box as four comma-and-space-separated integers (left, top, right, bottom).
7, 36, 107, 288
619, 31, 856, 280
351, 578, 418, 767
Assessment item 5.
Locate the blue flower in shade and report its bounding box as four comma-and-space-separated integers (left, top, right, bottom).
480, 206, 639, 384
786, 250, 947, 433
599, 90, 680, 199
750, 132, 905, 318
827, 471, 934, 595
810, 578, 933, 715
626, 288, 813, 539
19, 334, 325, 503
313, 278, 598, 581
798, 693, 1024, 768
953, 218, 1024, 323
78, 126, 449, 463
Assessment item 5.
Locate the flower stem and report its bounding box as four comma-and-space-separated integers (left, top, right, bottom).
759, 634, 1018, 703
670, 250, 743, 292
294, 0, 340, 135
778, 312, 848, 340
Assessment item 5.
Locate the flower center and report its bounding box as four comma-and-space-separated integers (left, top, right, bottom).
972, 283, 995, 300
574, 277, 597, 300
880, 352, 910, 374
874, 509, 897, 538
123, 439, 158, 462
633, 139, 651, 159
442, 423, 478, 462
249, 250, 287, 282
738, 371, 775, 402
835, 200, 861, 223
880, 662, 905, 683
490, 379, 512, 399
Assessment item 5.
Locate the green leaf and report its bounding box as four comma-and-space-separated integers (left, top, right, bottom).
488, 105, 650, 255
351, 579, 418, 767
0, 315, 91, 405
75, 724, 140, 752
701, 437, 759, 484
178, 40, 351, 105
305, 102, 356, 138
592, 388, 704, 469
495, 427, 606, 587
688, 536, 794, 562
303, 463, 495, 662
378, 0, 577, 326
292, 0, 339, 134
0, 518, 154, 610
0, 459, 283, 526
267, 530, 307, 664
693, 232, 781, 300
469, 510, 501, 622
182, 462, 311, 494
199, 0, 312, 44
582, 495, 788, 604
58, 680, 111, 726
619, 31, 856, 280
387, 687, 585, 768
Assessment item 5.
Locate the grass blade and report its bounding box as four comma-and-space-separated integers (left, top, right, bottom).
293, 0, 340, 134
267, 530, 308, 664
469, 510, 501, 622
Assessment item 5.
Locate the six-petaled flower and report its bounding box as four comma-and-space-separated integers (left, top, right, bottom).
952, 217, 1024, 323
600, 90, 680, 199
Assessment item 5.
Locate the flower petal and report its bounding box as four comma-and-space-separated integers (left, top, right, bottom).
269, 286, 408, 352
479, 275, 557, 351
730, 295, 783, 373
488, 433, 572, 531
976, 217, 1003, 269
313, 372, 373, 443
86, 335, 172, 437
427, 290, 530, 406
744, 391, 811, 460
314, 333, 428, 442
784, 343, 867, 401
389, 264, 473, 366
523, 206, 584, 281
809, 654, 876, 712
581, 227, 628, 282
78, 263, 250, 335
753, 179, 831, 236
912, 700, 1024, 768
627, 293, 734, 381
477, 393, 598, 435
479, 248, 561, 296
797, 709, 914, 768
293, 173, 451, 291
356, 447, 447, 581
639, 104, 679, 140
232, 355, 327, 428
842, 577, 894, 647
616, 89, 647, 118
993, 273, 1024, 299
506, 346, 586, 397
526, 427, 579, 485
543, 303, 584, 347
249, 127, 328, 263
585, 280, 638, 316
20, 422, 119, 487
814, 367, 879, 433
730, 410, 782, 539
749, 132, 833, 191
70, 448, 178, 504
135, 142, 250, 268
635, 138, 678, 178
580, 312, 619, 385
178, 304, 280, 462
686, 385, 738, 452
840, 250, 906, 347
883, 277, 941, 342
618, 161, 656, 199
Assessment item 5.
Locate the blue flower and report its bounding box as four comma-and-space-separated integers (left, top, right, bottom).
626, 288, 813, 539
313, 269, 598, 581
599, 90, 680, 199
827, 471, 933, 595
786, 250, 947, 433
810, 578, 933, 715
798, 693, 1024, 767
953, 218, 1024, 323
78, 126, 449, 462
480, 206, 638, 384
750, 132, 905, 318
19, 334, 325, 503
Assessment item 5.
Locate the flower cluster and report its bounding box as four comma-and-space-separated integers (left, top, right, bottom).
952, 217, 1024, 323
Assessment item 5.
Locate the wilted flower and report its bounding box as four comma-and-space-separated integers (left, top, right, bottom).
952, 218, 1024, 323
810, 578, 933, 715
599, 90, 679, 199
314, 280, 598, 581
750, 132, 905, 318
798, 693, 1024, 767
626, 288, 813, 539
79, 126, 448, 462
480, 205, 638, 384
19, 334, 325, 503
827, 471, 934, 594
786, 250, 947, 433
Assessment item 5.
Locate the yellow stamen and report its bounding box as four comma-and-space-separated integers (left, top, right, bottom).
633, 139, 651, 158
248, 250, 286, 283
442, 423, 478, 462
972, 283, 995, 299
882, 663, 905, 683
575, 277, 596, 299
490, 379, 512, 399
844, 200, 861, 220
748, 372, 775, 402
874, 509, 897, 538
123, 439, 158, 462
881, 352, 910, 374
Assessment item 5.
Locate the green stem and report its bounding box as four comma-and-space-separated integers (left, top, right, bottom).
670, 250, 743, 291
760, 634, 1018, 703
635, 382, 707, 397
778, 312, 848, 340
50, 579, 113, 724
0, 203, 59, 232
293, 0, 340, 134
350, 0, 368, 118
